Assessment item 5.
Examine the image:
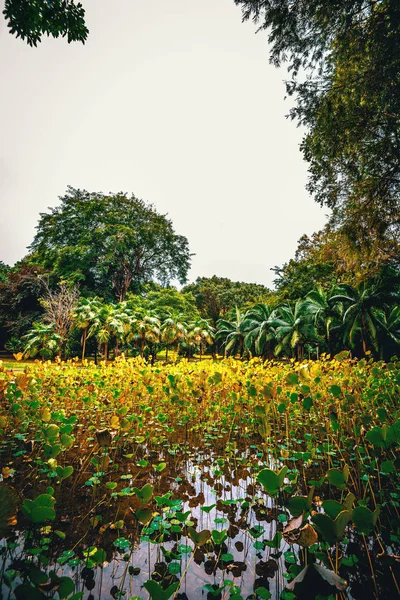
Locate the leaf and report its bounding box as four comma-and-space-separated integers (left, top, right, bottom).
31, 506, 55, 523
188, 527, 211, 546
352, 506, 375, 535
201, 504, 216, 513
132, 483, 154, 504
211, 529, 227, 545
334, 510, 352, 541
257, 469, 279, 496
286, 496, 309, 517
110, 415, 120, 428
286, 565, 309, 591
285, 372, 299, 385
312, 513, 336, 545
154, 462, 167, 472
283, 514, 304, 534
277, 465, 288, 487
56, 466, 74, 481
135, 508, 153, 525
314, 563, 347, 590
297, 524, 318, 548
143, 580, 179, 600
114, 537, 130, 550
256, 587, 271, 599
322, 500, 343, 520
343, 492, 356, 511
58, 576, 75, 599
327, 468, 346, 490
365, 427, 385, 448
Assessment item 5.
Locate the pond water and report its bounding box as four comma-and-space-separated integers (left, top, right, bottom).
1, 441, 398, 600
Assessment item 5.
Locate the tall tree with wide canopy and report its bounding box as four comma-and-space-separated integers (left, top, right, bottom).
235, 1, 400, 248
30, 187, 191, 302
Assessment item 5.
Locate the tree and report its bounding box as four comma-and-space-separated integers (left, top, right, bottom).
3, 0, 88, 46
241, 303, 275, 358
131, 314, 161, 359
331, 281, 399, 357
30, 187, 192, 302
235, 1, 400, 248
375, 305, 400, 360
183, 276, 272, 325
22, 322, 62, 359
128, 286, 200, 323
161, 315, 188, 361
303, 286, 341, 357
0, 262, 10, 283
186, 318, 214, 359
0, 261, 47, 349
73, 297, 103, 361
269, 302, 319, 361
40, 284, 79, 358
216, 308, 246, 357
87, 303, 130, 362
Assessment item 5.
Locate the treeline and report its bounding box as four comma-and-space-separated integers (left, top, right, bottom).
0, 187, 399, 362
1, 274, 399, 363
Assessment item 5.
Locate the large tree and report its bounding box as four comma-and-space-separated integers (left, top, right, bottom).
0, 261, 47, 348
183, 276, 272, 325
30, 187, 192, 302
3, 0, 88, 46
235, 1, 400, 245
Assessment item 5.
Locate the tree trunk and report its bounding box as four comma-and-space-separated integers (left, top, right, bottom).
165, 346, 169, 361
104, 342, 108, 362
81, 327, 87, 362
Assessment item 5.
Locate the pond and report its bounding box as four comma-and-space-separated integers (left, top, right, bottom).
0, 357, 399, 599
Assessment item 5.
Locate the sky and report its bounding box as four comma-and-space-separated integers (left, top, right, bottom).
0, 0, 328, 289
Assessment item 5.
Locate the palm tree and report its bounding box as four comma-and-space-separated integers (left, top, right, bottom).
374, 305, 400, 360
269, 301, 318, 360
88, 304, 126, 361
22, 322, 62, 359
73, 297, 103, 361
330, 282, 398, 357
216, 308, 245, 357
131, 314, 161, 359
112, 302, 133, 357
241, 303, 275, 359
303, 286, 341, 357
161, 314, 187, 361
187, 318, 215, 359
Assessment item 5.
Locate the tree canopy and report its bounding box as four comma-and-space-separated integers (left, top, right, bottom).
3, 0, 88, 46
183, 276, 273, 324
30, 187, 192, 302
235, 0, 400, 246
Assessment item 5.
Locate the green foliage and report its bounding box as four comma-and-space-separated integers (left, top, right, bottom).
183, 276, 272, 325
30, 187, 191, 302
3, 0, 88, 46
257, 466, 288, 496
235, 1, 400, 253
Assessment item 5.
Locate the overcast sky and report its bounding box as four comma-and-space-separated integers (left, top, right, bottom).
0, 0, 328, 288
